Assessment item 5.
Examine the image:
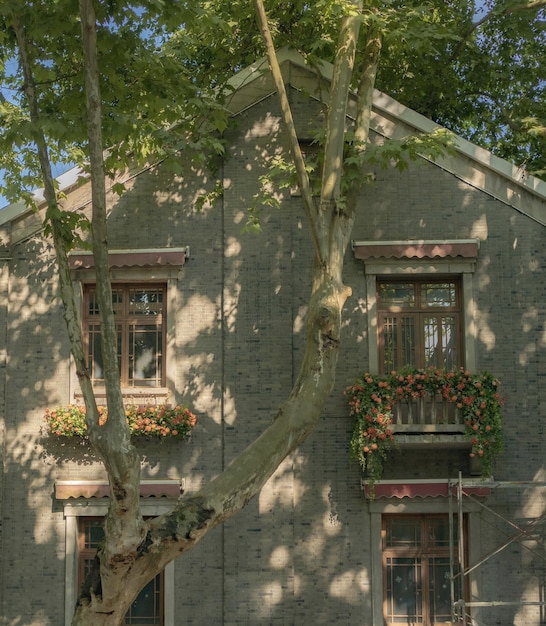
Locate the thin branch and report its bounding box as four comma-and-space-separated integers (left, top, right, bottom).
344, 23, 382, 218
451, 0, 546, 62
320, 0, 363, 207
253, 0, 324, 265
78, 0, 145, 604
10, 12, 99, 426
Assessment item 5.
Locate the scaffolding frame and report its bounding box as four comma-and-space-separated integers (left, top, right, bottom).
448, 473, 546, 625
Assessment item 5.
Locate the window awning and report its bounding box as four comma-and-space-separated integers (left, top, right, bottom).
352, 239, 479, 261
68, 247, 189, 270
55, 479, 183, 500
362, 479, 491, 499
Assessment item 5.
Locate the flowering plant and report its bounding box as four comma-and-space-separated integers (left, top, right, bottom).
345, 367, 504, 483
43, 404, 197, 440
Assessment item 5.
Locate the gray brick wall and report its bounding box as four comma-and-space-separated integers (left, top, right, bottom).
0, 83, 545, 625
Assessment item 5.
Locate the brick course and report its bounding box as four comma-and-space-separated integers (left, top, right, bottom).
0, 71, 545, 625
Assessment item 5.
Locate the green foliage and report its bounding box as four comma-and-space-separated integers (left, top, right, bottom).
376, 1, 546, 178
2, 0, 544, 218
0, 0, 230, 207
43, 404, 197, 440
346, 367, 504, 484
364, 127, 457, 172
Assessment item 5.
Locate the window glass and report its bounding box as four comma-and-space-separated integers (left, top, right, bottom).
421, 283, 457, 308
379, 283, 415, 308
383, 515, 462, 626
78, 518, 164, 625
378, 279, 461, 372
84, 284, 166, 387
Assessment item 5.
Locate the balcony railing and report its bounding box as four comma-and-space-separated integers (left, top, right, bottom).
391, 394, 465, 434
347, 368, 504, 481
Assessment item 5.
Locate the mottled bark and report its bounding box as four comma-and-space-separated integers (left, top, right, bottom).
74, 0, 145, 622
10, 15, 98, 418
73, 3, 381, 624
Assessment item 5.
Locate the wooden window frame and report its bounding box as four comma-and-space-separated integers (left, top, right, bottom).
382, 513, 468, 626
78, 517, 164, 625
377, 278, 463, 373
63, 501, 176, 626
83, 282, 167, 388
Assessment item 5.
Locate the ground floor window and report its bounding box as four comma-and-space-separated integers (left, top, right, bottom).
382, 514, 463, 625
79, 518, 164, 625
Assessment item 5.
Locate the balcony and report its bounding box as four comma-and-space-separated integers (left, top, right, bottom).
346, 368, 504, 481
390, 394, 467, 447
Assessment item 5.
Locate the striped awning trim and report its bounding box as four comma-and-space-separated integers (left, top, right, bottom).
55, 479, 182, 500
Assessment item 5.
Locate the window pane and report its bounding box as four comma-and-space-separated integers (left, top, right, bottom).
88, 289, 124, 315
386, 518, 421, 548
428, 557, 455, 623
88, 324, 122, 383
383, 316, 398, 372
88, 323, 103, 380
129, 289, 163, 316
427, 517, 457, 548
423, 317, 440, 368
379, 283, 415, 308
84, 284, 166, 387
441, 316, 457, 370
88, 291, 100, 316
424, 316, 457, 370
383, 317, 416, 371
401, 317, 416, 367
421, 283, 456, 308
378, 279, 462, 373
385, 557, 423, 623
383, 516, 463, 626
125, 576, 162, 625
83, 519, 104, 548
129, 325, 163, 386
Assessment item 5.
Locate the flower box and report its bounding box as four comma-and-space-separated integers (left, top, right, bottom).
43, 404, 197, 440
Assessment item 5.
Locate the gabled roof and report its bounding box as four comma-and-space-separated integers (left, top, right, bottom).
226, 48, 546, 226
2, 48, 546, 228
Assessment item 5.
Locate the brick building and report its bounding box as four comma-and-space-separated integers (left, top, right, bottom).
1, 49, 546, 625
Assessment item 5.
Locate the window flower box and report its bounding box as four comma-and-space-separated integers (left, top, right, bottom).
43, 404, 197, 440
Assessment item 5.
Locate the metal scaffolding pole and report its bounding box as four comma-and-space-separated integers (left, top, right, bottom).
449, 478, 546, 625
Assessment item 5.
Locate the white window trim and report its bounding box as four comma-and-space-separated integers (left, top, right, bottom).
362, 258, 477, 374
63, 501, 175, 626
367, 496, 483, 626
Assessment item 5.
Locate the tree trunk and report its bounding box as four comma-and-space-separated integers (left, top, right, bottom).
73, 3, 381, 622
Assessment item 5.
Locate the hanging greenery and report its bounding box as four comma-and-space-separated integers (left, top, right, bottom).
345, 367, 504, 483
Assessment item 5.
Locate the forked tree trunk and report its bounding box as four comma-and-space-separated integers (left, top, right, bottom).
10, 0, 379, 623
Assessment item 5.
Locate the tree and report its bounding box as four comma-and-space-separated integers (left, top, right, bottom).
1, 1, 545, 624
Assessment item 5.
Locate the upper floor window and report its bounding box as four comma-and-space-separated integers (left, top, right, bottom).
83, 283, 166, 387
378, 279, 462, 373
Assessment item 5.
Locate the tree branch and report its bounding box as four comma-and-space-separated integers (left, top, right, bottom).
10, 12, 99, 426
342, 22, 382, 222
451, 0, 546, 62
320, 0, 363, 209
78, 0, 145, 606
253, 0, 324, 265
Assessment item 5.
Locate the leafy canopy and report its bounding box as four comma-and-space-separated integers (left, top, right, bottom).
1, 0, 545, 209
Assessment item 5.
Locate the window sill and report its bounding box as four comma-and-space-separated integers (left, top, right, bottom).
73, 387, 171, 405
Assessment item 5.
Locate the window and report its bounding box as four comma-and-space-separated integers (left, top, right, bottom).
377, 279, 462, 373
78, 518, 164, 625
383, 514, 463, 626
83, 283, 166, 387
